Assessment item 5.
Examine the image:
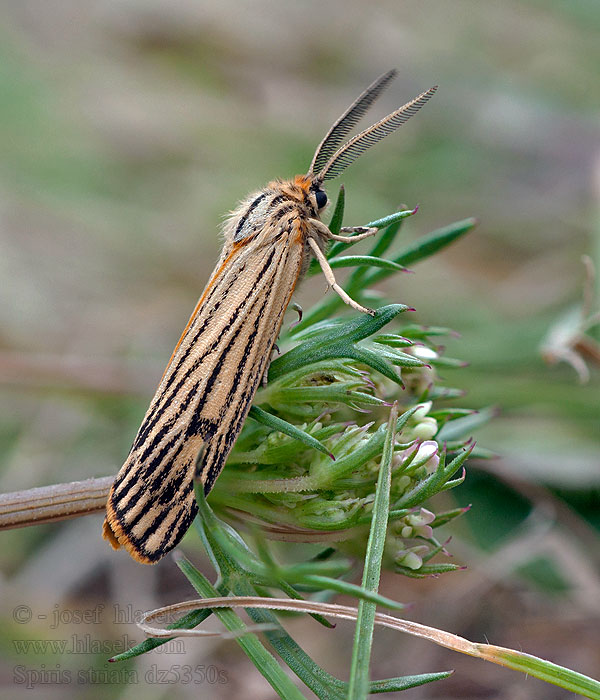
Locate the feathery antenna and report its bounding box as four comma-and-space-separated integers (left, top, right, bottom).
308, 69, 398, 176
316, 85, 438, 182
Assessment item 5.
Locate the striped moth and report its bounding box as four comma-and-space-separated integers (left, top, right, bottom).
103, 70, 437, 563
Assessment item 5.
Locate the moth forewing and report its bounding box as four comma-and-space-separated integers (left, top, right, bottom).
104, 193, 307, 563
104, 72, 436, 564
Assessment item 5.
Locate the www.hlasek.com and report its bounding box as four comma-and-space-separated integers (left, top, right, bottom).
13, 634, 184, 656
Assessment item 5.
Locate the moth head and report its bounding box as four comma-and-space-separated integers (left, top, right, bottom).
306, 70, 437, 183
308, 182, 328, 214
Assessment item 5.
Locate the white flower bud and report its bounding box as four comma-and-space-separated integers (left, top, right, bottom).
411, 441, 439, 472
412, 346, 438, 361
412, 416, 438, 440
412, 401, 432, 422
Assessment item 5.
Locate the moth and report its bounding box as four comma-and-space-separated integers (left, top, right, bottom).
103, 70, 437, 563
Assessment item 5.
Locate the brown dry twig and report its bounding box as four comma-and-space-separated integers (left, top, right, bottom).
0, 477, 113, 530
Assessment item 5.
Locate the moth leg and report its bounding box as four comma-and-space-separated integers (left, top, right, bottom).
307, 217, 379, 244
330, 226, 379, 243
307, 237, 375, 316
262, 343, 281, 387
290, 302, 303, 328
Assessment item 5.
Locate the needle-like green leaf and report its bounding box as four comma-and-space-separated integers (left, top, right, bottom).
248, 405, 334, 459
348, 404, 398, 699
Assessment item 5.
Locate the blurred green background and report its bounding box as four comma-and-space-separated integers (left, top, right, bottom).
1, 1, 598, 698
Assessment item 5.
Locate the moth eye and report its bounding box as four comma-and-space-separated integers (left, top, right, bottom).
315, 190, 327, 209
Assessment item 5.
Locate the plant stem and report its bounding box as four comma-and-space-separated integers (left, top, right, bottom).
0, 477, 112, 529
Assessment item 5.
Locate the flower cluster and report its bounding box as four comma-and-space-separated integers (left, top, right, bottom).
210, 310, 476, 577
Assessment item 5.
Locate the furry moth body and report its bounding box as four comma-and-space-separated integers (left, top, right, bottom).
103, 70, 437, 563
